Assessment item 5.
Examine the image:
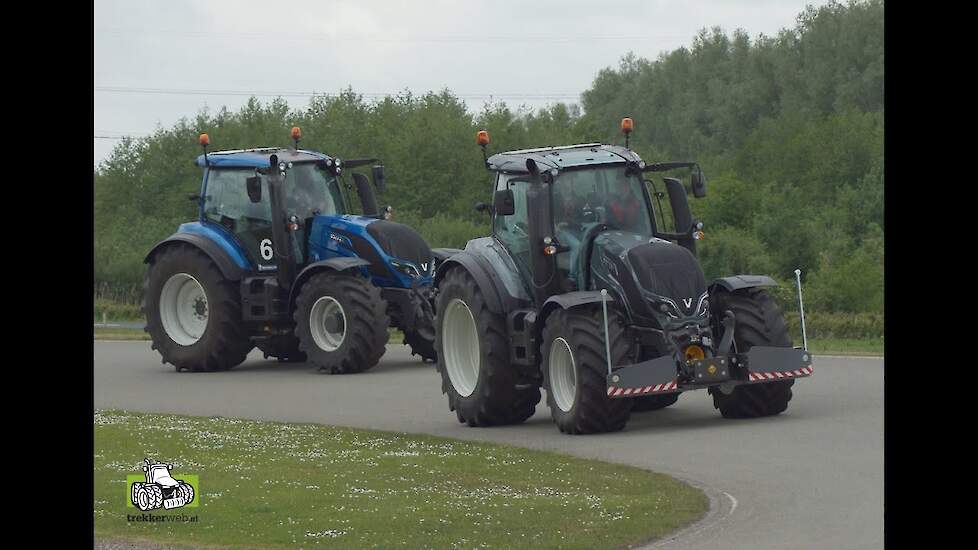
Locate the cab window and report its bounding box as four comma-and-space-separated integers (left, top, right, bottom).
492, 173, 532, 277
203, 169, 272, 232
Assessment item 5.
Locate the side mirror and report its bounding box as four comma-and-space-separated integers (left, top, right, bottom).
371, 165, 386, 194
691, 166, 707, 198
493, 189, 515, 216
246, 176, 262, 203
663, 177, 693, 233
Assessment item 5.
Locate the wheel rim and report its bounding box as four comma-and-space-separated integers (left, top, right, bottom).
159, 273, 208, 346
441, 298, 480, 397
549, 337, 577, 412
309, 296, 347, 351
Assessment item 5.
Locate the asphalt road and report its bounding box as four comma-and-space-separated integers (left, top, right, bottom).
94, 341, 883, 549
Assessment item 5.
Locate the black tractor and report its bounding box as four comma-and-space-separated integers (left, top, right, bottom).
432, 121, 813, 434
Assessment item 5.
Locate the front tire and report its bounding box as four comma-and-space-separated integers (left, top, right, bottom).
294, 271, 389, 374
541, 307, 633, 434
178, 482, 195, 504
403, 327, 436, 363
143, 244, 253, 372
710, 288, 795, 418
434, 268, 540, 426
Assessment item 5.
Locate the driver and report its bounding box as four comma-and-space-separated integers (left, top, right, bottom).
556, 188, 588, 228
607, 175, 641, 230
553, 176, 593, 288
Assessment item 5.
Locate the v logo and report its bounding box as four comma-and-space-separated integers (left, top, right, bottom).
682, 297, 693, 308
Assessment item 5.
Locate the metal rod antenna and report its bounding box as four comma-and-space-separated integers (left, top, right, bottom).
601, 289, 613, 376
794, 269, 808, 351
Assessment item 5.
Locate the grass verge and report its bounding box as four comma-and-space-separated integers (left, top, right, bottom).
807, 338, 883, 356
95, 410, 707, 549
95, 327, 150, 341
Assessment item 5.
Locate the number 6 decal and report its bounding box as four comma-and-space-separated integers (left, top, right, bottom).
260, 238, 274, 260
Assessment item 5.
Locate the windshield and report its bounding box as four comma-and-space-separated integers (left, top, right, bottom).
286, 163, 346, 219
552, 165, 653, 235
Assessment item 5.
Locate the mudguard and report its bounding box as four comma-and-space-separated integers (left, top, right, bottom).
539, 290, 612, 323
431, 247, 463, 263
289, 257, 372, 308
434, 252, 509, 314
709, 275, 778, 293
144, 232, 248, 281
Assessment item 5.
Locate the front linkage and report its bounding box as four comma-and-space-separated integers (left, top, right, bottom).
601, 289, 814, 399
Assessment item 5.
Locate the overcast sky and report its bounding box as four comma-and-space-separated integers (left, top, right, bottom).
94, 0, 828, 167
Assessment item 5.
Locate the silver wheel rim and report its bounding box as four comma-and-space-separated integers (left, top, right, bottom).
549, 337, 577, 412
442, 298, 480, 397
309, 296, 347, 352
160, 273, 208, 346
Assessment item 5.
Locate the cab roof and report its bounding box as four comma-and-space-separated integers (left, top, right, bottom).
194, 147, 331, 169
486, 143, 644, 173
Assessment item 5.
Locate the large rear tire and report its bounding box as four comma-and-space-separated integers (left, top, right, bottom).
542, 307, 633, 434
434, 268, 540, 426
710, 288, 795, 418
143, 244, 253, 372
294, 271, 389, 374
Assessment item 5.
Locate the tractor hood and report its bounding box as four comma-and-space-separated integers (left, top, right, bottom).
311, 215, 434, 279
590, 231, 708, 323
365, 219, 433, 271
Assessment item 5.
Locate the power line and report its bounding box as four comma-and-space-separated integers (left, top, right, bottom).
95, 86, 581, 101
95, 28, 688, 44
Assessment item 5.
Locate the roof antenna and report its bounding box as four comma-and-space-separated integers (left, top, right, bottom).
477, 130, 491, 169
291, 126, 301, 150
199, 133, 210, 166
620, 117, 633, 149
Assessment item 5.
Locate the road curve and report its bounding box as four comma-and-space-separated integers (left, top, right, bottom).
94, 342, 883, 549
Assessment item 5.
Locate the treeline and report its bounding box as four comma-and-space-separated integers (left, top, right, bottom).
95, 0, 883, 314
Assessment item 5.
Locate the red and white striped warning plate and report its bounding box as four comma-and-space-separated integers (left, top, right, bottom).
607, 380, 679, 397
748, 366, 813, 381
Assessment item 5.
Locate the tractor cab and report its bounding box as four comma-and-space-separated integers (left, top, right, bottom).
485, 141, 706, 313
194, 147, 379, 270
144, 463, 180, 487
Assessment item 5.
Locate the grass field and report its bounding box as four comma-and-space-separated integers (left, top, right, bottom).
95, 410, 706, 549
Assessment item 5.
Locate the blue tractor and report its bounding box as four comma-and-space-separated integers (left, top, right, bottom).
143, 128, 445, 373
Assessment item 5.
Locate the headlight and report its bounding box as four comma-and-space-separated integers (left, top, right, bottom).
656, 301, 681, 319
390, 259, 420, 278
696, 294, 710, 317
